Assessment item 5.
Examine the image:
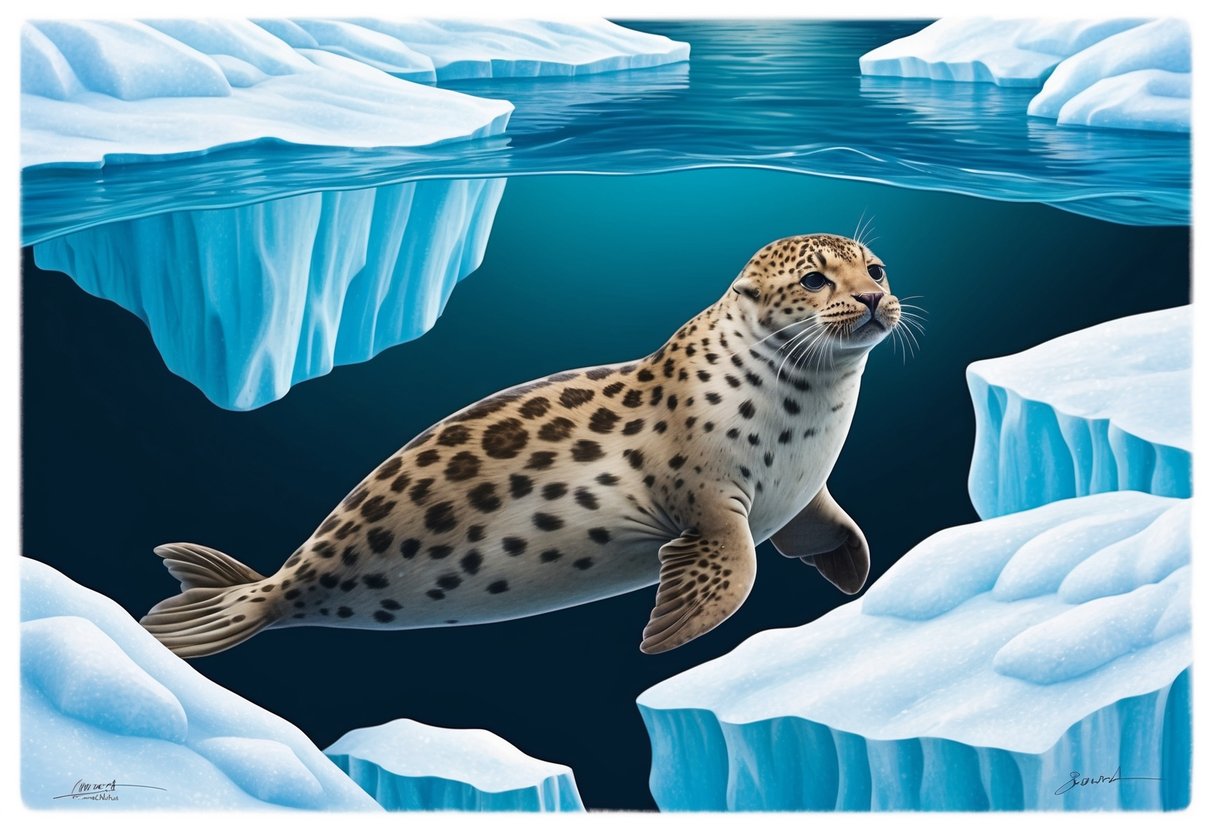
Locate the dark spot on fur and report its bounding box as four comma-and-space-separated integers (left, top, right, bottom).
622, 418, 645, 435
596, 472, 620, 486
705, 391, 722, 405
603, 381, 626, 397
335, 520, 360, 540
540, 548, 562, 562
585, 367, 615, 380
400, 538, 421, 559
314, 541, 337, 559
437, 573, 462, 590
622, 389, 643, 408
778, 429, 793, 444
519, 396, 550, 419
362, 573, 389, 589
560, 388, 595, 409
361, 495, 395, 523
468, 482, 502, 513
533, 512, 564, 531
668, 454, 686, 469
320, 574, 340, 588
424, 501, 458, 533
589, 407, 620, 433
482, 418, 528, 459
367, 527, 394, 553
740, 466, 752, 479
373, 610, 395, 623
335, 607, 354, 619
784, 398, 802, 415
574, 488, 599, 510
510, 474, 534, 497
624, 449, 645, 470
764, 451, 775, 467
571, 440, 605, 462
542, 482, 568, 500
409, 477, 434, 505
390, 473, 411, 493
429, 544, 453, 560
427, 589, 446, 600
588, 527, 611, 544
748, 433, 760, 446
375, 457, 403, 480
653, 421, 668, 434
526, 451, 557, 470
317, 516, 341, 535
437, 425, 471, 446
636, 369, 655, 382
381, 599, 402, 610
467, 524, 485, 543
573, 557, 595, 570
502, 537, 527, 556
445, 451, 481, 481
539, 416, 575, 442
416, 449, 441, 467
739, 400, 756, 419
461, 550, 483, 574
342, 487, 369, 511
487, 579, 510, 594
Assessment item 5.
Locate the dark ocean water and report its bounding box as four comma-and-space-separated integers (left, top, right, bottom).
21, 19, 1189, 245
22, 168, 1190, 809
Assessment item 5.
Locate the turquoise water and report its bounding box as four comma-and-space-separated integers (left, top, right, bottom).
21, 20, 1189, 244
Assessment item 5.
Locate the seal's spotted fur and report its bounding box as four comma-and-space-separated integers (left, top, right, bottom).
143, 233, 902, 657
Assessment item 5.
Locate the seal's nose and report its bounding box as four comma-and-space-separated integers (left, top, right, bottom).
853, 292, 885, 314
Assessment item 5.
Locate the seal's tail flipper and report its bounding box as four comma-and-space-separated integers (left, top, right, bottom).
140, 543, 280, 659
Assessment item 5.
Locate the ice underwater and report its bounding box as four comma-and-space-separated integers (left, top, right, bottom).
638, 307, 1192, 811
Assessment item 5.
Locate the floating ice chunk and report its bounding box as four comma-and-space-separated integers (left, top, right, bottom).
21, 19, 513, 167
21, 558, 379, 810
33, 177, 505, 410
195, 737, 326, 807
22, 616, 187, 743
861, 18, 1189, 133
1028, 19, 1189, 119
334, 18, 691, 80
967, 307, 1191, 519
326, 718, 584, 811
859, 19, 1145, 87
638, 492, 1190, 811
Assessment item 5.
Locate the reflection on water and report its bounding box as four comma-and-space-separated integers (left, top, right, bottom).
22, 19, 1190, 245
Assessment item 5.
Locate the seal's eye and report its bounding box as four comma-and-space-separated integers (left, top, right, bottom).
868, 264, 886, 282
800, 272, 829, 291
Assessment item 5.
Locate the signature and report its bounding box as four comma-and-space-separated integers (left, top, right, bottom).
52, 779, 167, 802
1054, 767, 1163, 796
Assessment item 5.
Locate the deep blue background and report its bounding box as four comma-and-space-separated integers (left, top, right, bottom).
22, 169, 1190, 809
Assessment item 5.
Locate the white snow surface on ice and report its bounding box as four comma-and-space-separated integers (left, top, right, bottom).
859, 18, 1190, 132
21, 18, 689, 167
967, 306, 1191, 518
638, 491, 1191, 810
20, 558, 380, 811
326, 718, 584, 811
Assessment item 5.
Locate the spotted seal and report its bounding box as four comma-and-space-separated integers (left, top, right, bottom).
143, 233, 904, 657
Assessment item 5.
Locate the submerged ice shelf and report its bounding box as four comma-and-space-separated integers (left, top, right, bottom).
967, 306, 1191, 519
861, 18, 1190, 133
33, 178, 505, 410
638, 491, 1192, 811
326, 719, 584, 811
21, 558, 380, 810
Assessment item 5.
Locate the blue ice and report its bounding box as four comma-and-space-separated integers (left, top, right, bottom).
20, 558, 380, 810
861, 18, 1190, 132
638, 492, 1191, 811
326, 718, 584, 811
967, 306, 1191, 519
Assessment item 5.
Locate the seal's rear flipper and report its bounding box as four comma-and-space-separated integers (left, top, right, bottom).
771, 485, 870, 594
141, 543, 280, 659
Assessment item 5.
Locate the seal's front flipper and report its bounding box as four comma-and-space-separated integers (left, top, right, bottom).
771, 485, 870, 594
640, 513, 756, 654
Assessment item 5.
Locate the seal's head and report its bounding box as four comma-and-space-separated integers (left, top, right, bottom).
730, 233, 901, 356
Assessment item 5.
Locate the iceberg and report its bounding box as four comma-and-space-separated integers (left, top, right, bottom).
967, 306, 1191, 519
860, 18, 1190, 133
33, 177, 505, 411
20, 557, 380, 810
326, 718, 584, 811
20, 19, 513, 169
278, 18, 691, 82
1027, 20, 1191, 132
637, 491, 1191, 811
21, 18, 690, 168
